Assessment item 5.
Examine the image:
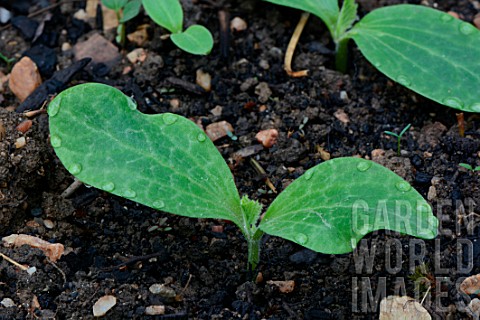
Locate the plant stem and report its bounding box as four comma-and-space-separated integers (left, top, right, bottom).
284, 12, 310, 77
246, 233, 263, 271
335, 37, 349, 73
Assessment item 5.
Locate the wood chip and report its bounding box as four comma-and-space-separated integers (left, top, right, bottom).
2, 234, 64, 262
9, 57, 42, 102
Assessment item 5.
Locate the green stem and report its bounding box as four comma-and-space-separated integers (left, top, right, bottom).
246, 229, 264, 271
335, 37, 350, 73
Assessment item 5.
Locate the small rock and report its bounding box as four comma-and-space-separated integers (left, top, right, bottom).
211, 225, 224, 233
230, 17, 247, 32
267, 280, 295, 293
210, 105, 223, 117
240, 77, 258, 92
73, 33, 121, 73
339, 90, 349, 101
16, 120, 32, 134
169, 98, 180, 110
467, 298, 480, 318
371, 149, 385, 159
334, 109, 349, 124
205, 121, 234, 142
11, 16, 39, 41
73, 9, 88, 21
0, 7, 11, 24
127, 25, 150, 46
255, 272, 263, 284
145, 305, 165, 315
15, 137, 26, 149
258, 59, 270, 70
256, 129, 278, 148
379, 296, 431, 320
61, 42, 72, 51
196, 69, 212, 92
255, 82, 272, 103
92, 295, 116, 317
102, 4, 119, 31
126, 48, 147, 64
427, 186, 437, 201
43, 219, 55, 229
9, 57, 42, 102
1, 298, 15, 308
418, 122, 447, 148
149, 284, 176, 299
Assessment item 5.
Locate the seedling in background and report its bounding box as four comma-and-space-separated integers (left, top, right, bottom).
384, 123, 411, 156
0, 52, 15, 69
459, 163, 480, 172
101, 0, 141, 46
263, 0, 480, 113
102, 0, 213, 54
48, 83, 438, 271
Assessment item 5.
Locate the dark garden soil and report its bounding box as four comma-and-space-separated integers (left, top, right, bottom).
1, 0, 480, 319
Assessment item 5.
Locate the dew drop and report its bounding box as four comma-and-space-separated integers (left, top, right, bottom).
395, 181, 412, 192
459, 22, 475, 35
304, 170, 314, 180
102, 182, 115, 191
374, 62, 381, 68
468, 102, 480, 112
396, 75, 411, 87
163, 114, 178, 125
356, 161, 372, 172
294, 233, 308, 245
127, 97, 137, 110
442, 97, 464, 109
197, 133, 206, 142
124, 189, 137, 198
50, 135, 62, 148
152, 200, 165, 209
69, 163, 82, 175
48, 99, 61, 117
441, 14, 453, 22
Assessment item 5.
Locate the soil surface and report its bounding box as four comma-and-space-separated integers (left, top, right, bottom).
1, 0, 480, 319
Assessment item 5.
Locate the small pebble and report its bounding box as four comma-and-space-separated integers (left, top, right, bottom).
1, 298, 15, 308
211, 225, 224, 233
254, 82, 272, 103
149, 284, 176, 299
256, 129, 278, 148
126, 48, 147, 64
73, 9, 88, 21
196, 69, 212, 92
371, 149, 385, 158
230, 17, 247, 32
16, 120, 32, 134
0, 7, 11, 24
61, 42, 72, 51
43, 219, 55, 229
333, 109, 349, 124
210, 105, 223, 117
9, 57, 42, 102
145, 305, 165, 315
258, 59, 270, 70
92, 295, 116, 317
427, 185, 437, 201
339, 90, 349, 101
15, 137, 26, 149
205, 121, 234, 142
267, 280, 295, 293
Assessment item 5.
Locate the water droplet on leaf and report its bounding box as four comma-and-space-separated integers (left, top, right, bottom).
69, 163, 82, 175
163, 114, 178, 125
304, 170, 314, 180
48, 99, 61, 117
197, 133, 206, 142
127, 97, 137, 110
374, 62, 381, 68
441, 14, 453, 22
123, 189, 137, 198
356, 161, 372, 172
294, 233, 308, 245
102, 182, 115, 191
459, 23, 475, 35
50, 135, 62, 148
396, 75, 411, 87
152, 200, 165, 209
395, 181, 412, 192
443, 97, 464, 109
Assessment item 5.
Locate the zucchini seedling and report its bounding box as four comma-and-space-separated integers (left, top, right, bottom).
263, 0, 480, 113
48, 83, 438, 270
384, 123, 411, 156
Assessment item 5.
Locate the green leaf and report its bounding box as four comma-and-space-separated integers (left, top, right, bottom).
335, 0, 357, 40
120, 0, 142, 23
459, 163, 474, 171
263, 0, 339, 37
170, 25, 214, 55
102, 0, 128, 11
259, 158, 438, 254
48, 83, 244, 226
383, 131, 398, 137
142, 0, 183, 33
349, 5, 480, 112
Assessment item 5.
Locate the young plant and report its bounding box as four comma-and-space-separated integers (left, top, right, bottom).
384, 123, 411, 156
0, 52, 15, 69
459, 163, 480, 172
48, 83, 438, 270
101, 0, 142, 46
142, 0, 213, 55
102, 0, 213, 55
263, 0, 480, 113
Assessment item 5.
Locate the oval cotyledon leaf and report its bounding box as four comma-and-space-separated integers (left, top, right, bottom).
48, 83, 244, 226
259, 158, 438, 253
349, 4, 480, 112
